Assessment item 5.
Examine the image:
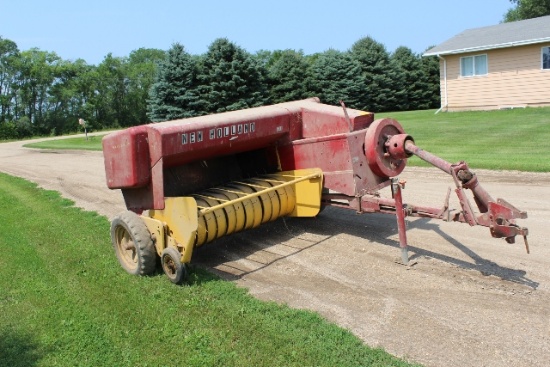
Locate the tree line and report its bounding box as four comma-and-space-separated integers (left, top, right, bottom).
503, 0, 550, 22
147, 37, 440, 122
0, 35, 440, 140
0, 36, 166, 139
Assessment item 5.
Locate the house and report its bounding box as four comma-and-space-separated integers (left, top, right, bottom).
424, 15, 550, 111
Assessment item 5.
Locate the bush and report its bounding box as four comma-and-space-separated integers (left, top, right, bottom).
0, 121, 18, 140
15, 116, 34, 138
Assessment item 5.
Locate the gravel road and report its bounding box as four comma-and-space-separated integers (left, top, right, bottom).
1, 135, 548, 367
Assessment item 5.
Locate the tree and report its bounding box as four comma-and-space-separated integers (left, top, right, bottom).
0, 39, 103, 137
126, 48, 165, 124
13, 48, 61, 129
148, 43, 202, 121
254, 49, 279, 69
74, 62, 101, 130
0, 36, 19, 123
197, 38, 268, 113
390, 46, 431, 111
94, 54, 129, 128
0, 42, 166, 138
503, 0, 550, 22
421, 48, 441, 109
46, 58, 91, 135
306, 49, 367, 109
266, 49, 310, 103
350, 36, 400, 112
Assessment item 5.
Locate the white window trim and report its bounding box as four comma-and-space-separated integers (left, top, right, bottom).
459, 54, 488, 77
541, 46, 550, 70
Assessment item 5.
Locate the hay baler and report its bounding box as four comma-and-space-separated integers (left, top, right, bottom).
102, 98, 529, 284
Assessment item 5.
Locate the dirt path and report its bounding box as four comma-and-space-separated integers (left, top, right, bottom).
1, 136, 549, 367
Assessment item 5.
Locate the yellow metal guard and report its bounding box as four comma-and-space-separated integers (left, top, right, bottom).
147, 197, 198, 263
145, 168, 323, 263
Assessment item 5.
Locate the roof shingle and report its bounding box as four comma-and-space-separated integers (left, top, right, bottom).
424, 15, 550, 56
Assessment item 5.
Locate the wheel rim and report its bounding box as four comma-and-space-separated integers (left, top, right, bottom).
161, 247, 185, 284
114, 225, 138, 271
162, 254, 178, 280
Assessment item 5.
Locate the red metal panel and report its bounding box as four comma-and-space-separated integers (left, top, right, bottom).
300, 106, 374, 138
146, 109, 292, 168
277, 130, 388, 196
102, 126, 150, 189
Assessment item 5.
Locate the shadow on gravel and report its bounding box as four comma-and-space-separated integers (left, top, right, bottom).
406, 218, 538, 289
192, 206, 539, 289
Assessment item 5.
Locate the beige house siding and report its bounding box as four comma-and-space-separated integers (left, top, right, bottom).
440, 44, 550, 111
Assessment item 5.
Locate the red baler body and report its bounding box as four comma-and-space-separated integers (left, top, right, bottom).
103, 98, 529, 273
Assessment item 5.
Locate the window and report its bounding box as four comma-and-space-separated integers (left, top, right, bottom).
460, 54, 488, 77
542, 47, 550, 70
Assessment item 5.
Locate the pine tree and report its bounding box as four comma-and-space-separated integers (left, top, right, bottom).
391, 46, 430, 111
147, 43, 202, 122
197, 38, 268, 113
306, 49, 367, 109
350, 37, 400, 112
266, 49, 310, 103
420, 51, 441, 109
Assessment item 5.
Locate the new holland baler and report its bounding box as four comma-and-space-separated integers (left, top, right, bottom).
102, 98, 529, 284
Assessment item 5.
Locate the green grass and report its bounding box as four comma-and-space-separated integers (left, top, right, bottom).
0, 172, 420, 367
377, 107, 550, 172
23, 134, 105, 151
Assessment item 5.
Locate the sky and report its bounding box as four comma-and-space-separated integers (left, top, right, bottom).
1, 0, 513, 65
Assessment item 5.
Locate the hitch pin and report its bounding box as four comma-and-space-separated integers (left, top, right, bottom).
523, 235, 530, 254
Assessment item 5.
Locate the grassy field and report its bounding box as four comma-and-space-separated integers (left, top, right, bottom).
0, 172, 419, 367
377, 107, 550, 172
23, 107, 550, 172
23, 134, 105, 151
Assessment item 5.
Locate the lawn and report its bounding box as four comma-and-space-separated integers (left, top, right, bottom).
377, 107, 550, 172
22, 107, 550, 172
23, 134, 105, 151
0, 172, 420, 367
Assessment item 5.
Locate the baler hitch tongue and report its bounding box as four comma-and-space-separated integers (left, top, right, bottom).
399, 137, 529, 253
487, 198, 530, 253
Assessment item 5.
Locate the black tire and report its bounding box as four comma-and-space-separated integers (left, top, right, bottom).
318, 188, 330, 215
161, 247, 187, 285
110, 211, 156, 276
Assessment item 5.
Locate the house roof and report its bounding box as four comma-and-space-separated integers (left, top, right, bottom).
424, 15, 550, 56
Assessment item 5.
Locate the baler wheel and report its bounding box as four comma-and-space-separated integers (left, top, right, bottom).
161, 247, 187, 284
111, 211, 156, 276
